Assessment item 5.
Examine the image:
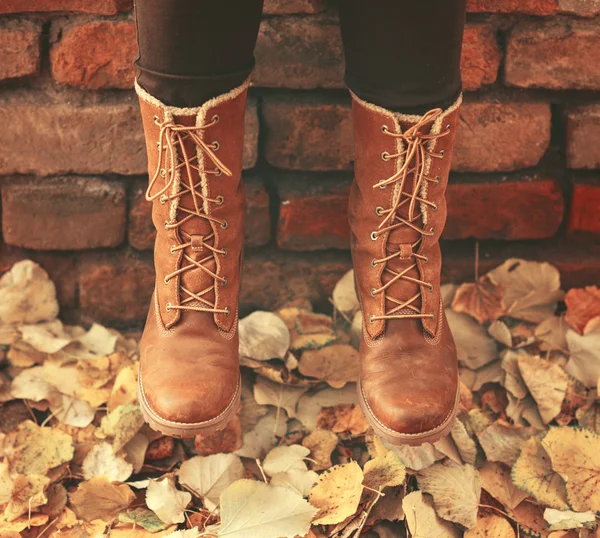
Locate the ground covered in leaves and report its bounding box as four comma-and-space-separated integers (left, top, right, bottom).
0, 258, 599, 538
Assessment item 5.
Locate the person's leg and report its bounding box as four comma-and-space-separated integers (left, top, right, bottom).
134, 0, 264, 107
340, 0, 467, 445
135, 0, 263, 437
338, 0, 467, 114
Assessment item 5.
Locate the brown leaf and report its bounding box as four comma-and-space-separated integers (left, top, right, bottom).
317, 404, 368, 436
69, 476, 135, 522
565, 286, 600, 334
302, 429, 338, 471
451, 276, 505, 324
298, 345, 359, 388
194, 414, 242, 456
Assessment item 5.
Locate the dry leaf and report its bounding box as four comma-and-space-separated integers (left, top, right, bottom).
194, 416, 242, 456
296, 384, 357, 431
108, 364, 138, 411
542, 427, 600, 512
0, 260, 59, 324
332, 270, 359, 316
317, 404, 368, 436
216, 479, 317, 538
451, 276, 505, 324
387, 441, 445, 471
263, 445, 309, 476
479, 462, 528, 510
363, 449, 406, 490
69, 476, 135, 522
544, 508, 596, 531
118, 508, 171, 532
235, 409, 287, 460
564, 286, 600, 334
308, 461, 364, 525
487, 258, 563, 323
459, 360, 503, 392
253, 377, 307, 418
417, 460, 481, 529
464, 515, 515, 538
302, 429, 338, 471
239, 311, 290, 361
450, 419, 478, 466
82, 442, 133, 482
512, 436, 569, 510
270, 469, 319, 497
3, 474, 49, 522
476, 420, 533, 466
124, 433, 149, 473
446, 310, 498, 369
402, 491, 461, 538
178, 453, 244, 510
146, 476, 191, 525
536, 316, 569, 352
100, 404, 145, 452
518, 353, 569, 423
566, 320, 600, 388
298, 345, 359, 389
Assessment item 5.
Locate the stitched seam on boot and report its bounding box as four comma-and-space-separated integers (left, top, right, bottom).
424, 298, 444, 346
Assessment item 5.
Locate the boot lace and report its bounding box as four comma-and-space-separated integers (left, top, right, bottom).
369, 109, 450, 322
145, 114, 232, 316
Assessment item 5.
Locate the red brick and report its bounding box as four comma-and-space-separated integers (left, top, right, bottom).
0, 0, 131, 14
277, 175, 351, 251
0, 19, 41, 81
453, 100, 551, 173
557, 0, 600, 15
51, 21, 136, 90
253, 15, 343, 89
467, 0, 558, 14
567, 178, 600, 234
128, 174, 271, 250
2, 177, 126, 250
506, 19, 600, 91
566, 105, 600, 170
0, 97, 258, 176
461, 24, 501, 91
0, 244, 77, 308
445, 175, 564, 240
78, 251, 154, 326
263, 0, 326, 14
263, 96, 353, 171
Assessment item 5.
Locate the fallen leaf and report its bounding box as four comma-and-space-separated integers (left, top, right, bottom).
19, 320, 71, 354
518, 353, 568, 423
298, 345, 359, 389
565, 319, 600, 388
302, 429, 338, 471
464, 515, 515, 538
564, 286, 600, 334
3, 474, 49, 521
124, 433, 149, 473
235, 409, 287, 460
487, 258, 563, 323
387, 441, 445, 471
194, 416, 242, 456
451, 276, 505, 324
118, 508, 171, 532
296, 384, 357, 431
270, 469, 319, 497
100, 404, 145, 451
146, 476, 191, 525
450, 419, 478, 466
0, 260, 59, 324
108, 364, 138, 412
541, 427, 600, 512
363, 448, 406, 490
488, 320, 513, 347
476, 420, 533, 466
217, 479, 317, 538
479, 462, 528, 510
50, 393, 96, 428
501, 350, 528, 399
263, 445, 309, 476
446, 310, 498, 369
82, 442, 133, 482
253, 377, 307, 418
459, 360, 503, 392
512, 436, 569, 510
69, 476, 135, 522
75, 323, 118, 358
535, 316, 569, 352
417, 460, 481, 529
317, 404, 368, 436
402, 491, 460, 538
239, 311, 290, 361
308, 461, 364, 525
178, 453, 245, 510
332, 269, 359, 316
544, 508, 596, 531
8, 420, 74, 475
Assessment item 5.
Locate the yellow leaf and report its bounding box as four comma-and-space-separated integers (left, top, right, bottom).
464, 515, 515, 538
298, 345, 359, 389
3, 474, 49, 522
542, 427, 600, 512
308, 461, 364, 525
479, 462, 528, 510
302, 429, 338, 471
363, 449, 406, 490
69, 476, 135, 522
402, 491, 460, 538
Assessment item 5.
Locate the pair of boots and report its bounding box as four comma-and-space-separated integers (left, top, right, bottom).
136, 79, 461, 446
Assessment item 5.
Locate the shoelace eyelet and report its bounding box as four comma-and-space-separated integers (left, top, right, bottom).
215, 169, 223, 177
431, 203, 438, 212
164, 221, 169, 231
423, 255, 429, 264
153, 115, 159, 124
212, 141, 220, 151
221, 220, 228, 230
375, 206, 384, 216
165, 302, 172, 312
381, 151, 390, 162
222, 247, 228, 257
381, 125, 389, 134
160, 168, 166, 178
212, 114, 220, 123
159, 195, 167, 205
435, 176, 441, 184
370, 231, 378, 241
446, 124, 451, 130
224, 306, 230, 317
156, 141, 161, 151
371, 258, 377, 267
440, 150, 445, 158
170, 246, 176, 255
164, 277, 169, 285
221, 276, 228, 287
370, 288, 377, 297
427, 284, 434, 292
216, 195, 224, 205
369, 314, 375, 324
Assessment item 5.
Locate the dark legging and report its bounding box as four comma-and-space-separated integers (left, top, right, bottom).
133, 0, 467, 114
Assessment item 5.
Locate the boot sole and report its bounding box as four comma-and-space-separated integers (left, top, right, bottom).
138, 371, 242, 439
357, 378, 460, 447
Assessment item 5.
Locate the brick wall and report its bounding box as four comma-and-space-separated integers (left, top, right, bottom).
1, 0, 599, 327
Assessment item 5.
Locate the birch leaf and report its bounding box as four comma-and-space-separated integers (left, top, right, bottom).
296, 384, 357, 431
253, 377, 307, 418
543, 508, 596, 531
178, 453, 244, 510
82, 441, 133, 482
235, 409, 287, 460
417, 461, 481, 529
50, 393, 96, 428
100, 404, 145, 451
263, 445, 309, 476
302, 429, 338, 471
308, 461, 364, 525
217, 479, 317, 538
511, 436, 569, 510
19, 320, 71, 354
564, 286, 600, 334
3, 474, 49, 522
270, 469, 319, 497
387, 441, 445, 471
298, 345, 360, 388
363, 449, 406, 490
70, 477, 135, 522
451, 277, 505, 325
479, 462, 528, 510
464, 515, 515, 538
146, 476, 191, 525
239, 311, 290, 361
535, 316, 568, 352
446, 310, 498, 369
518, 354, 568, 423
118, 508, 171, 533
487, 258, 563, 323
565, 320, 600, 388
476, 420, 533, 466
332, 269, 359, 316
541, 427, 600, 512
450, 419, 478, 466
402, 491, 461, 538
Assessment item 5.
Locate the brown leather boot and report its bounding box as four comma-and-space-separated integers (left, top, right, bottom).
136, 80, 248, 438
349, 92, 462, 446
